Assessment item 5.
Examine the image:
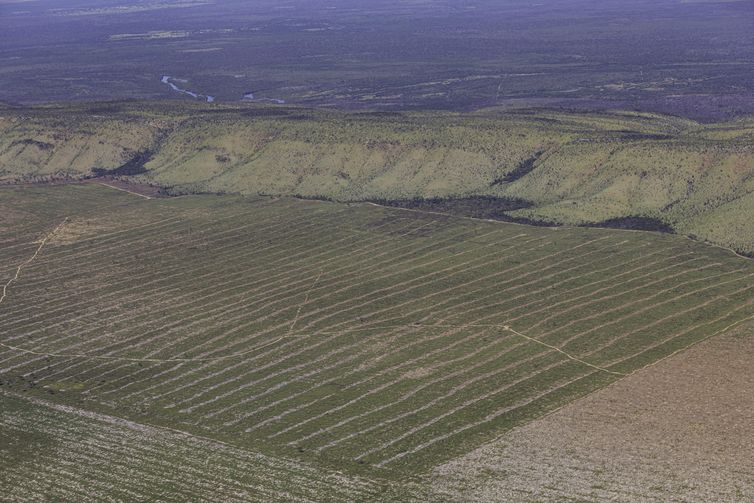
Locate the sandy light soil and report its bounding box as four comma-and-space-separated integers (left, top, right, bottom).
430, 323, 754, 502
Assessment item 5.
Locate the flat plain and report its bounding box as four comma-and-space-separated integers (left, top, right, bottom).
1, 183, 753, 499
3, 0, 754, 120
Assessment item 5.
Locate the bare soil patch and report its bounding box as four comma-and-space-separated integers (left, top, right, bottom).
48, 218, 112, 246
430, 323, 754, 502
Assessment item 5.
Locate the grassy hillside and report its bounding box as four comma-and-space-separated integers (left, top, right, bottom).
1, 184, 752, 493
1, 102, 754, 253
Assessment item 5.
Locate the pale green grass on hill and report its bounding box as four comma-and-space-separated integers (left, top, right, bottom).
1, 102, 753, 254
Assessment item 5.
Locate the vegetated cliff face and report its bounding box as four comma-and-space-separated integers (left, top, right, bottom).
1, 102, 753, 254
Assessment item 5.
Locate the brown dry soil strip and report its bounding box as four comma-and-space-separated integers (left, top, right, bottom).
430, 323, 754, 502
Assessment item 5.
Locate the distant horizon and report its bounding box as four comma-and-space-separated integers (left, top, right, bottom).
2, 0, 754, 120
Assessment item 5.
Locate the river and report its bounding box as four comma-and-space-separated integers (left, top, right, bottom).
161, 75, 215, 103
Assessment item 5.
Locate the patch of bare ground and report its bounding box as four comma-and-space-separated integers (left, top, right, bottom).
429, 323, 754, 502
48, 218, 114, 246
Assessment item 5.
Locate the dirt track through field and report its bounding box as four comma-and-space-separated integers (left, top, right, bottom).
288, 270, 324, 334
1, 225, 748, 379
3, 186, 754, 476
96, 181, 153, 200
502, 325, 624, 375
0, 214, 297, 363
429, 323, 754, 502
2, 229, 748, 384
0, 217, 68, 308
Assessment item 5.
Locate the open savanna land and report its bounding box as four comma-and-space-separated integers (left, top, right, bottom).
3, 0, 754, 120
1, 183, 753, 500
2, 102, 754, 254
430, 323, 754, 502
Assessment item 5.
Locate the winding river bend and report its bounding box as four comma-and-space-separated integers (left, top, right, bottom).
161, 75, 215, 103
161, 75, 287, 104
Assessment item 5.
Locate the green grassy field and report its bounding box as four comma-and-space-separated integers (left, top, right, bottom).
2, 102, 754, 255
1, 183, 752, 497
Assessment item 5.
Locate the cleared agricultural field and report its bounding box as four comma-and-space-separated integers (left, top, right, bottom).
0, 393, 411, 502
1, 183, 753, 489
429, 324, 754, 501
